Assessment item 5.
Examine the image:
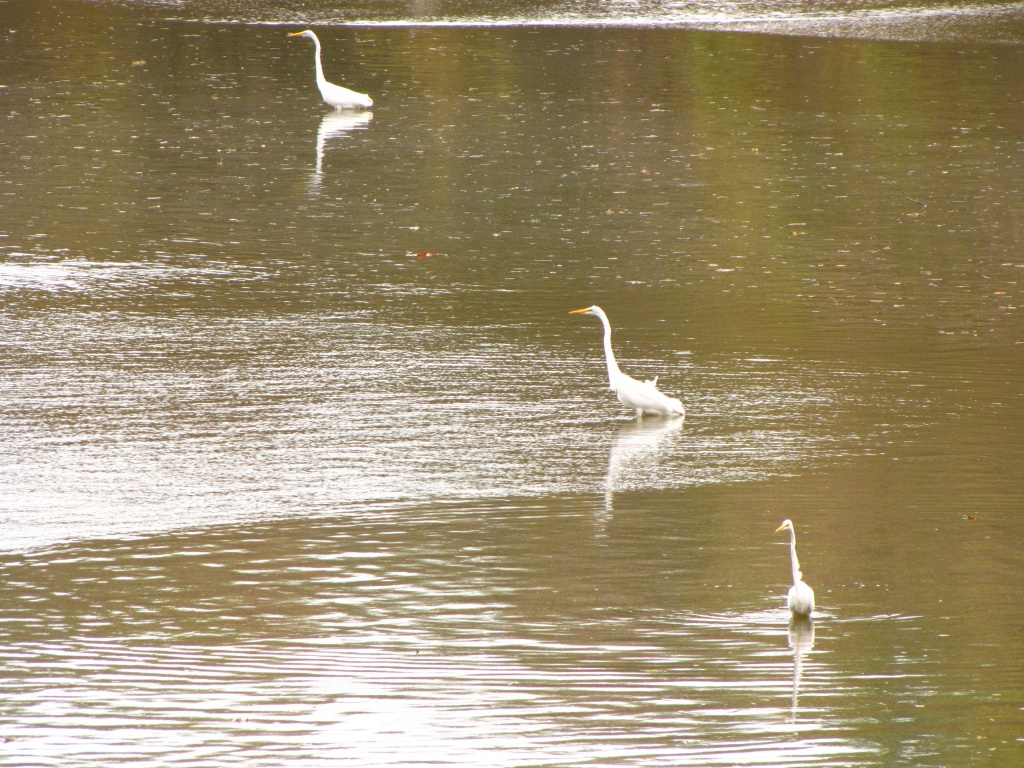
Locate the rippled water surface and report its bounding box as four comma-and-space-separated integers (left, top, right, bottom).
1, 0, 1023, 765
103, 0, 1024, 43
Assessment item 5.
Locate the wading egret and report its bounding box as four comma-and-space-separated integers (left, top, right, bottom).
288, 30, 373, 110
776, 519, 815, 617
569, 305, 685, 419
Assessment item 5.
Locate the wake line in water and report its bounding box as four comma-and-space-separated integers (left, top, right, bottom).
338, 5, 1023, 28
217, 2, 1024, 42
241, 2, 1024, 32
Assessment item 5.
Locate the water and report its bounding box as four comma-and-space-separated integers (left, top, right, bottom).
98, 0, 1024, 43
1, 0, 1023, 765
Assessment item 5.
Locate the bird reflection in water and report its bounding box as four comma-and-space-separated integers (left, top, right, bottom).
309, 111, 374, 188
788, 616, 814, 724
602, 415, 684, 516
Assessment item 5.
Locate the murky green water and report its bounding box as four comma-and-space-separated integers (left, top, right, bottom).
1, 0, 1022, 765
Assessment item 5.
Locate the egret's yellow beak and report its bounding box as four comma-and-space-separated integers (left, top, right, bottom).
569, 307, 591, 315
775, 523, 787, 533
287, 31, 305, 38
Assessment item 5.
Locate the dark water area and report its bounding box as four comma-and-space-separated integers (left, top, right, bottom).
0, 0, 1023, 765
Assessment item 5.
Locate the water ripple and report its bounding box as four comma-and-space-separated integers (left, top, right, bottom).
131, 0, 1024, 44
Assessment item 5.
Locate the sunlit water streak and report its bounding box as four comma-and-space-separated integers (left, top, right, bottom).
113, 0, 1024, 43
0, 513, 870, 767
0, 641, 858, 766
0, 301, 902, 550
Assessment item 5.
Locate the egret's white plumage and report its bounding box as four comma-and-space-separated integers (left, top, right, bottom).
288, 30, 373, 110
776, 519, 815, 617
569, 305, 685, 419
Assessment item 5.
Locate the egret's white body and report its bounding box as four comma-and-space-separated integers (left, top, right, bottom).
570, 305, 685, 419
288, 30, 373, 110
776, 519, 815, 617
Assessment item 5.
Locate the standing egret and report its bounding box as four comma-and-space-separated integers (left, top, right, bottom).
569, 305, 685, 419
776, 519, 815, 617
288, 30, 373, 110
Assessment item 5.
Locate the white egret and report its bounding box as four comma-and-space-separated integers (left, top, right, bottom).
288, 30, 373, 110
776, 519, 815, 618
569, 305, 685, 419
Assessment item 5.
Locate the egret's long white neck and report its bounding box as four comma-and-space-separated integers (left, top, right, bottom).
310, 34, 327, 87
596, 310, 623, 387
787, 527, 803, 585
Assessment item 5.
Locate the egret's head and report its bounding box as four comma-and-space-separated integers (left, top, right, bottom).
775, 519, 794, 534
288, 30, 315, 40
